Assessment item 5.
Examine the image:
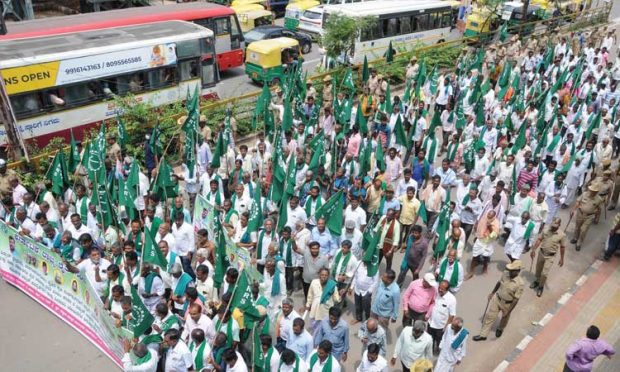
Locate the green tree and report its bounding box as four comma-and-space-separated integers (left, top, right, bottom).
320, 13, 376, 66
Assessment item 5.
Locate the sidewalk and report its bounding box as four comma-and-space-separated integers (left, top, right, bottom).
501, 257, 620, 372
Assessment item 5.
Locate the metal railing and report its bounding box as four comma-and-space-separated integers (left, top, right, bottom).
7, 4, 611, 171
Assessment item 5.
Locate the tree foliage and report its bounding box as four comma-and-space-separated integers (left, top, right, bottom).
320, 13, 377, 61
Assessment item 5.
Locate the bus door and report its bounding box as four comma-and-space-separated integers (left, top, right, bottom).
198, 16, 243, 71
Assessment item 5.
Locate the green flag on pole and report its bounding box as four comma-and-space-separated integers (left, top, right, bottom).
142, 226, 168, 268
384, 40, 394, 63
67, 130, 81, 174
362, 55, 369, 83
247, 186, 263, 233
314, 190, 344, 236
117, 115, 127, 149
46, 151, 69, 196
129, 286, 155, 338
362, 228, 381, 276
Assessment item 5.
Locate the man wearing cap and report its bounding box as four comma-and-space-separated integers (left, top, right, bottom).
305, 79, 316, 101
529, 217, 566, 297
406, 56, 419, 80
106, 134, 122, 164
402, 273, 437, 326
571, 184, 605, 251
373, 74, 387, 99
322, 75, 333, 109
473, 260, 524, 341
591, 169, 614, 223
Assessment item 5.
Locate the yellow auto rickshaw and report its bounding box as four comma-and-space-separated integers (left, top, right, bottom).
237, 8, 274, 32
464, 9, 497, 39
284, 0, 319, 31
245, 37, 303, 84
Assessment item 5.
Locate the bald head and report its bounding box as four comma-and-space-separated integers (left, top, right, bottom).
366, 318, 378, 332
133, 342, 148, 358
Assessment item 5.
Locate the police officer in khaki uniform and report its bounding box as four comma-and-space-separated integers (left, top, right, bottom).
592, 169, 614, 223
0, 159, 17, 198
473, 260, 524, 341
405, 56, 419, 81
105, 134, 122, 163
322, 75, 333, 109
571, 184, 605, 251
608, 165, 620, 211
373, 74, 388, 99
305, 79, 317, 100
367, 69, 379, 93
529, 217, 566, 297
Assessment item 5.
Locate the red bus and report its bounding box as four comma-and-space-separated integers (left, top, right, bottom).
1, 2, 245, 72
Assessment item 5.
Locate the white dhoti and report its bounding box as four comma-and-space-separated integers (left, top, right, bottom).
503, 214, 520, 230
472, 238, 495, 257
435, 355, 457, 372
545, 198, 560, 225
565, 187, 578, 206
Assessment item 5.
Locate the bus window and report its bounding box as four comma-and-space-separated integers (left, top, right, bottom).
442, 11, 452, 28
230, 15, 242, 49
65, 84, 93, 106
179, 60, 200, 81
414, 14, 429, 31
400, 16, 412, 34
10, 93, 41, 118
384, 18, 399, 37
214, 17, 231, 35
429, 12, 441, 29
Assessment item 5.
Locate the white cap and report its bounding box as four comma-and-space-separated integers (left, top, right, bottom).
423, 272, 438, 287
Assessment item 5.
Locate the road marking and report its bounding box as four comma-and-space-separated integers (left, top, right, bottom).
493, 360, 510, 372
538, 313, 553, 326
558, 293, 572, 305
516, 335, 533, 350
575, 274, 588, 286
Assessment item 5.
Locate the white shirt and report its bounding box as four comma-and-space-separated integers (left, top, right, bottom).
437, 326, 468, 367
396, 178, 418, 197
181, 314, 216, 344
226, 352, 249, 372
189, 341, 211, 371
428, 291, 457, 329
165, 340, 193, 372
77, 258, 111, 296
122, 349, 158, 372
393, 329, 433, 367
356, 351, 388, 372
308, 351, 341, 372
280, 358, 309, 372
171, 222, 195, 257
138, 275, 164, 312
155, 232, 176, 255
66, 223, 93, 241
351, 263, 379, 296
286, 205, 307, 230
343, 206, 367, 230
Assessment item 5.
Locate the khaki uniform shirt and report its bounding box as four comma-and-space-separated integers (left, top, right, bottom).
306, 86, 317, 100
106, 143, 122, 163
406, 64, 419, 80
578, 193, 604, 215
538, 228, 567, 256
496, 271, 524, 304
591, 177, 614, 197
322, 83, 333, 103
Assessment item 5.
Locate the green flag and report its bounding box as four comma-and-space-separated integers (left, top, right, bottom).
117, 115, 127, 149
511, 122, 527, 155
509, 164, 518, 204
46, 151, 69, 196
394, 115, 408, 147
142, 226, 168, 268
213, 216, 230, 289
282, 99, 294, 132
129, 286, 155, 338
362, 228, 380, 276
384, 41, 394, 63
247, 185, 263, 233
498, 62, 512, 88
433, 203, 451, 259
362, 56, 369, 83
314, 190, 344, 236
359, 140, 371, 178
211, 131, 225, 169
230, 270, 262, 324
376, 141, 385, 172
277, 194, 289, 231
67, 130, 81, 174
384, 83, 392, 113
284, 154, 297, 197
428, 66, 439, 96
342, 67, 355, 91
584, 112, 601, 141
418, 200, 428, 225
149, 124, 163, 157
355, 103, 368, 134
499, 22, 508, 42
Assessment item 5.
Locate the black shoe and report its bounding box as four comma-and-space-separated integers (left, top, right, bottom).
537, 287, 544, 297
576, 245, 581, 252
608, 206, 616, 211
495, 329, 503, 338
530, 281, 539, 289
473, 335, 487, 341
570, 239, 577, 244
603, 255, 611, 261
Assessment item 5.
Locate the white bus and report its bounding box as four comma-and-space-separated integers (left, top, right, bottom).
0, 21, 218, 146
298, 0, 376, 36
320, 0, 458, 64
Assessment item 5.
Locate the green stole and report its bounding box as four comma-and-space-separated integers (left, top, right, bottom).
144, 272, 158, 293
132, 349, 152, 366
78, 197, 88, 224
546, 133, 562, 152
280, 238, 293, 267
112, 254, 123, 266
140, 333, 163, 345
215, 318, 235, 347
447, 141, 459, 162
523, 221, 535, 241
105, 273, 124, 300
310, 353, 333, 372
331, 250, 351, 278
37, 191, 48, 204
262, 346, 275, 372
320, 279, 338, 304
130, 232, 143, 253
209, 191, 222, 206
438, 259, 460, 289
224, 209, 238, 223
423, 135, 437, 161
150, 217, 162, 237
461, 194, 470, 207
160, 314, 180, 332
173, 272, 193, 296
304, 196, 322, 218
231, 168, 243, 184
61, 244, 81, 263
189, 341, 207, 370
256, 230, 275, 259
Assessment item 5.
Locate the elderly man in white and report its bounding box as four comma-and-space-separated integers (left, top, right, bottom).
435, 317, 468, 372
357, 343, 388, 372
504, 211, 536, 262
435, 249, 464, 294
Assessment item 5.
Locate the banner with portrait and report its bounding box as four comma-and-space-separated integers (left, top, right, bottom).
0, 223, 124, 368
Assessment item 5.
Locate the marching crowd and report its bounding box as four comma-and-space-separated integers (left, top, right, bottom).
1, 22, 620, 372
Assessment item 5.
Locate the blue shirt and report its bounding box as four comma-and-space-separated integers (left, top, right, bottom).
371, 281, 401, 320
285, 329, 314, 361
313, 318, 349, 359
382, 197, 401, 215
311, 227, 337, 257
412, 160, 431, 186
433, 167, 457, 187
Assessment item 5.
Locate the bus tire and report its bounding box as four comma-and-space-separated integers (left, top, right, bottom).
437, 39, 445, 44
301, 42, 311, 54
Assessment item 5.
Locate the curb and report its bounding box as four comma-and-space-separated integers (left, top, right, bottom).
492, 260, 604, 372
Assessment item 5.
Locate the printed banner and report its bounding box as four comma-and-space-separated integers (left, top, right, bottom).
0, 223, 124, 368
2, 43, 177, 95
194, 195, 263, 283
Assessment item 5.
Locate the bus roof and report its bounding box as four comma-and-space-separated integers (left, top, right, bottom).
2, 2, 233, 40
0, 21, 212, 68
323, 0, 451, 17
